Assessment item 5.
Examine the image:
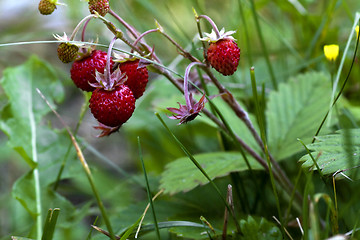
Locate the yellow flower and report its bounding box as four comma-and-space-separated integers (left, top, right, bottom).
356, 25, 359, 38
323, 44, 339, 61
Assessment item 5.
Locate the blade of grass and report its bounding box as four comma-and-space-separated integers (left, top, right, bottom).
135, 221, 220, 237
119, 217, 142, 240
135, 189, 163, 238
304, 0, 337, 60
285, 167, 302, 224
36, 89, 116, 240
313, 15, 360, 141
137, 137, 161, 240
297, 139, 324, 180
327, 15, 360, 127
53, 92, 90, 191
250, 67, 284, 237
314, 193, 338, 237
302, 169, 315, 240
96, 220, 217, 239
248, 0, 278, 90
86, 217, 98, 240
238, 0, 253, 66
41, 208, 60, 240
155, 112, 241, 232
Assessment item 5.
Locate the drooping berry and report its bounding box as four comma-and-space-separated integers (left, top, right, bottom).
70, 50, 113, 92
57, 43, 79, 63
89, 85, 135, 127
88, 0, 109, 17
207, 39, 240, 76
119, 59, 149, 99
38, 0, 56, 15
201, 28, 240, 76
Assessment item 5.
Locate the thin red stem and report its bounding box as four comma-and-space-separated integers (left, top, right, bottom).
106, 37, 117, 86
133, 29, 159, 47
69, 14, 96, 41
184, 62, 205, 109
198, 15, 221, 39
81, 18, 92, 42
109, 9, 139, 39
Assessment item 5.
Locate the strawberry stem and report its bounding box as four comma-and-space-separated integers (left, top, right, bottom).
105, 36, 117, 87
197, 15, 221, 39
81, 18, 92, 42
133, 28, 159, 48
184, 62, 205, 109
69, 14, 97, 41
109, 9, 139, 39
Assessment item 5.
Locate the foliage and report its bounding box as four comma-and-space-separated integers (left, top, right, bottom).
0, 0, 360, 240
300, 129, 360, 180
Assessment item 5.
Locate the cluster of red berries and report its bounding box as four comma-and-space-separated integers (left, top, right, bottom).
72, 49, 148, 133
57, 46, 148, 135
45, 0, 241, 130
50, 0, 149, 136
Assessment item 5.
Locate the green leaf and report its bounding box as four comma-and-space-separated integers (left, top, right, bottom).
12, 171, 37, 218
199, 97, 262, 155
266, 72, 332, 160
299, 129, 360, 179
239, 216, 282, 240
160, 152, 263, 194
41, 208, 60, 240
12, 169, 90, 234
0, 55, 64, 167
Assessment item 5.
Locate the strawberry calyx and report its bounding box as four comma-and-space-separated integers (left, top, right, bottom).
53, 32, 85, 48
200, 28, 236, 43
113, 52, 151, 70
93, 123, 121, 137
89, 68, 127, 91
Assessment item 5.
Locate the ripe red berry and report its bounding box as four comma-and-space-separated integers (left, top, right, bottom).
119, 60, 149, 99
207, 39, 240, 76
88, 0, 109, 16
38, 0, 56, 15
70, 50, 113, 92
89, 85, 135, 127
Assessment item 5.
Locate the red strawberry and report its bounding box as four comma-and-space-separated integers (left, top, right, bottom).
89, 84, 135, 127
70, 50, 113, 92
201, 28, 240, 76
207, 39, 240, 76
88, 0, 109, 16
119, 59, 149, 99
38, 0, 56, 15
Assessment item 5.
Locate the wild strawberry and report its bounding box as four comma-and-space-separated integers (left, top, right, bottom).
38, 0, 56, 15
70, 50, 113, 92
57, 43, 79, 63
89, 85, 135, 127
119, 59, 149, 99
88, 0, 109, 17
201, 28, 240, 76
54, 33, 83, 63
89, 69, 135, 127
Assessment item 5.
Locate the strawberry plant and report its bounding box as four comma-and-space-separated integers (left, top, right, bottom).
0, 1, 360, 240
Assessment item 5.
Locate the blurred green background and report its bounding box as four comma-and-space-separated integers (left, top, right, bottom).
1, 0, 360, 239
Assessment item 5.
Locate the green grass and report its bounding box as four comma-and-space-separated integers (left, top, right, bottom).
1, 0, 360, 239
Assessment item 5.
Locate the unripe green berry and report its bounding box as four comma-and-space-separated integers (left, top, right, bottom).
38, 0, 56, 15
57, 43, 79, 63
